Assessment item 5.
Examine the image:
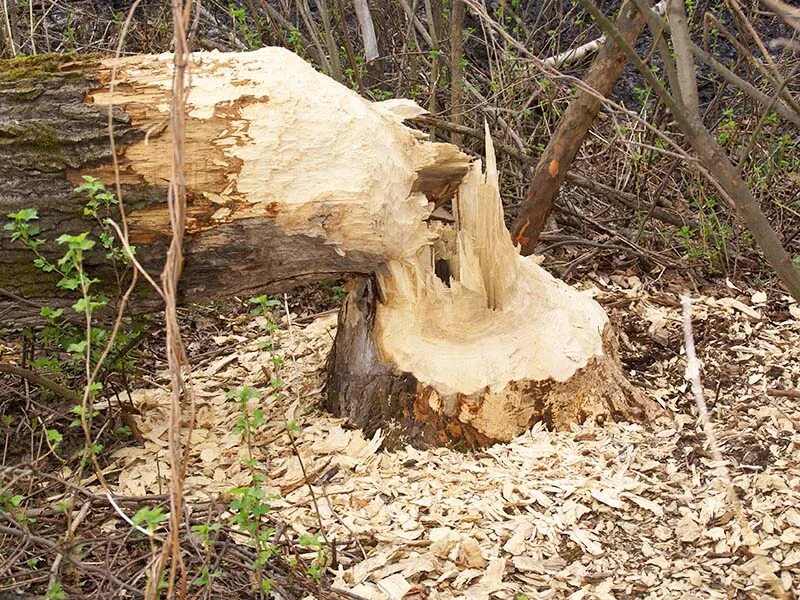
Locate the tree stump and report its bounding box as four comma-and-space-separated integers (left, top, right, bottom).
327, 130, 666, 447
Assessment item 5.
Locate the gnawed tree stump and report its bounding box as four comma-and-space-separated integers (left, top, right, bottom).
327, 130, 665, 447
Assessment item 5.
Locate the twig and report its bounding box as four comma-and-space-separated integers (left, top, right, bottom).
766, 388, 800, 399
106, 492, 166, 542
544, 0, 667, 67
0, 363, 81, 403
155, 2, 195, 597
48, 501, 90, 589
681, 297, 788, 599
0, 524, 145, 597
577, 0, 800, 301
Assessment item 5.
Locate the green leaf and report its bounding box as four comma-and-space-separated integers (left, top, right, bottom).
66, 340, 87, 355
47, 428, 63, 446
7, 208, 38, 222
33, 258, 55, 272
40, 306, 64, 320
57, 276, 80, 291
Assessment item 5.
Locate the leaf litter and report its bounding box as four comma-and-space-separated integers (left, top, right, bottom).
92, 280, 800, 599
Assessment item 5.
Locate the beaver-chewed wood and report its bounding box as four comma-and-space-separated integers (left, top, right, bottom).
326, 130, 666, 447
0, 49, 469, 324
1, 49, 664, 446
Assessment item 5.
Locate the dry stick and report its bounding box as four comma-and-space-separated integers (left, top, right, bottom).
681, 297, 788, 599
47, 501, 90, 589
510, 0, 653, 254
316, 0, 344, 82
703, 11, 800, 120
760, 0, 800, 36
254, 0, 318, 63
334, 0, 365, 93
296, 0, 333, 76
726, 0, 800, 115
396, 0, 433, 47
26, 0, 34, 54
0, 363, 80, 403
651, 10, 799, 129
766, 388, 800, 399
0, 524, 145, 597
668, 0, 698, 115
423, 0, 442, 135
0, 0, 17, 56
736, 61, 799, 176
543, 0, 666, 67
636, 8, 800, 126
575, 0, 800, 303
70, 0, 148, 496
154, 3, 194, 598
412, 113, 693, 228
353, 0, 379, 62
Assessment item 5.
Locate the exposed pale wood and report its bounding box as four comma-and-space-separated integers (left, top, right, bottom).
0, 49, 469, 324
327, 128, 665, 447
1, 49, 657, 445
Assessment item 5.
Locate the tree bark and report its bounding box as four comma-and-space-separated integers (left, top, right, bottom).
511, 0, 650, 254
0, 50, 469, 324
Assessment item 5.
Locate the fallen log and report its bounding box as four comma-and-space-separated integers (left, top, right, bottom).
0, 48, 665, 445
0, 49, 469, 323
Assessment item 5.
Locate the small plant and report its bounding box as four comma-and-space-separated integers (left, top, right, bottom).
132, 506, 168, 534
716, 107, 737, 146
248, 295, 281, 332
228, 485, 277, 597
0, 492, 25, 513
286, 27, 303, 53
228, 2, 262, 49
299, 532, 328, 581
321, 280, 346, 302
371, 87, 394, 101
228, 386, 265, 450
45, 582, 67, 600
632, 85, 651, 105
192, 565, 222, 588
4, 176, 140, 480
191, 522, 222, 547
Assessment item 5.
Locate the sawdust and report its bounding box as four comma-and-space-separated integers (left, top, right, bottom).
91, 280, 800, 599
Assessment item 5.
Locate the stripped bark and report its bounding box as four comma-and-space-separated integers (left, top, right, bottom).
0, 50, 469, 324
1, 49, 663, 447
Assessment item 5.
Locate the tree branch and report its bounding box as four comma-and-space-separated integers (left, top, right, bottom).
0, 363, 81, 403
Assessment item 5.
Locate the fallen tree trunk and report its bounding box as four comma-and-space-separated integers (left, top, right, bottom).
0, 50, 469, 323
1, 49, 665, 445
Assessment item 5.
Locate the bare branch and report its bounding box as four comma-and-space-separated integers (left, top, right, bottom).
667, 0, 700, 116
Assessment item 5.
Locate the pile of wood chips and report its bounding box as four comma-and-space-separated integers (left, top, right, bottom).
90, 279, 800, 599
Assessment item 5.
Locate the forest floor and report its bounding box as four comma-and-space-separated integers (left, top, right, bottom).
89, 273, 800, 600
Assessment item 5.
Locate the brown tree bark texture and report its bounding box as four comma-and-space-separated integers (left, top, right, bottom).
511, 0, 648, 254
0, 50, 469, 325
